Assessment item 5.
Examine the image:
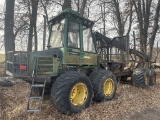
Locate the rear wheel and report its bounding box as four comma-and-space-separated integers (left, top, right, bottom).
50, 71, 92, 114
89, 69, 117, 102
132, 68, 149, 88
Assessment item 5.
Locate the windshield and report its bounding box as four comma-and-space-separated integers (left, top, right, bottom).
68, 21, 80, 48
83, 26, 95, 52
50, 20, 64, 48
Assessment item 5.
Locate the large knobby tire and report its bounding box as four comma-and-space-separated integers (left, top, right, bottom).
132, 68, 149, 88
89, 69, 117, 102
51, 71, 92, 115
148, 69, 156, 86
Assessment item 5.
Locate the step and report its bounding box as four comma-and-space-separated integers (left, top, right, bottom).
38, 64, 53, 66
32, 84, 44, 87
27, 109, 40, 113
30, 96, 42, 100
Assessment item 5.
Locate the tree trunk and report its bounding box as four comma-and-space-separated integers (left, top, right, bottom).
27, 0, 39, 52
112, 0, 124, 36
43, 15, 46, 50
41, 0, 49, 26
62, 0, 71, 10
28, 18, 34, 52
4, 0, 15, 52
4, 0, 15, 75
100, 3, 106, 35
127, 0, 133, 35
80, 0, 87, 16
34, 26, 38, 51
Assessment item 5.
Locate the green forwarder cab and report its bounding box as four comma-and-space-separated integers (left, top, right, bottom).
46, 8, 97, 74
27, 9, 97, 79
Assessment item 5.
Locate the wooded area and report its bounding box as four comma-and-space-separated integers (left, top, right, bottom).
1, 0, 160, 61
1, 0, 160, 118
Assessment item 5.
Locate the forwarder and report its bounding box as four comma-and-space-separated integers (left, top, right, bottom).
6, 9, 156, 114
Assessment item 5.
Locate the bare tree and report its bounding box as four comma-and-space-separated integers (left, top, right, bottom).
40, 0, 49, 26
28, 0, 39, 52
132, 0, 160, 65
109, 0, 133, 36
149, 0, 160, 60
94, 0, 133, 36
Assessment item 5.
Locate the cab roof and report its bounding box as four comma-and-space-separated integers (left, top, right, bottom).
49, 9, 94, 28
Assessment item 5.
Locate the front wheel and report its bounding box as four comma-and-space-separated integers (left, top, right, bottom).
51, 71, 92, 115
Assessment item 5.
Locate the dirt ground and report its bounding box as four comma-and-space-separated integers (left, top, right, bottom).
0, 69, 160, 120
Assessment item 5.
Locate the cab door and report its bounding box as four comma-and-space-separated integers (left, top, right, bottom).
64, 20, 82, 65
81, 26, 97, 65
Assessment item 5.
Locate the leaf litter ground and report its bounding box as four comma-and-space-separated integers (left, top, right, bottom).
1, 69, 160, 120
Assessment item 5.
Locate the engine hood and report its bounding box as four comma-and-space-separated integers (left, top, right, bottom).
31, 48, 62, 58
28, 48, 62, 75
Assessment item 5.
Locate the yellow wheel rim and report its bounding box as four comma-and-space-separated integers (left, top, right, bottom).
145, 74, 149, 85
70, 83, 88, 106
103, 78, 114, 96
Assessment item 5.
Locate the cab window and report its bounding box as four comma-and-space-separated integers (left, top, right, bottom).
83, 26, 95, 52
68, 21, 80, 48
50, 20, 64, 48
